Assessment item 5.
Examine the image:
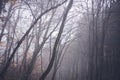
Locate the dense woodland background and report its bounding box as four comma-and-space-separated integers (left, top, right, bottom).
0, 0, 120, 80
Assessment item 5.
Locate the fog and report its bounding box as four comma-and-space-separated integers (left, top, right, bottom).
0, 0, 120, 80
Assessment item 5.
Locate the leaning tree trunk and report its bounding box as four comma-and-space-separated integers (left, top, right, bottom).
39, 0, 73, 80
